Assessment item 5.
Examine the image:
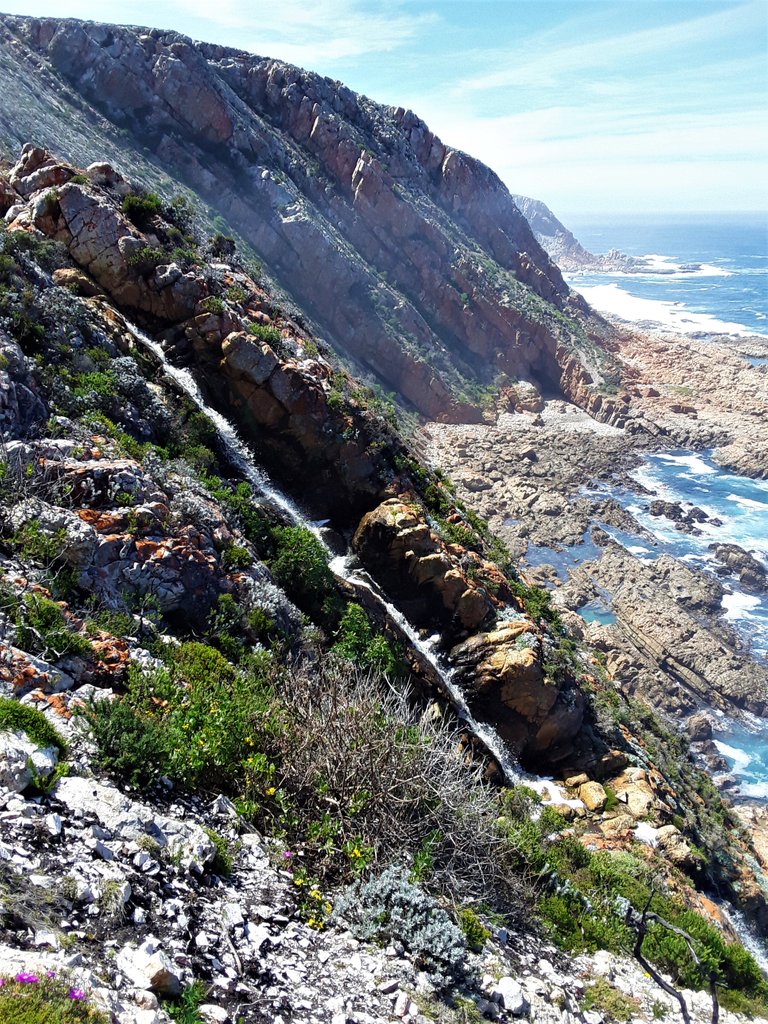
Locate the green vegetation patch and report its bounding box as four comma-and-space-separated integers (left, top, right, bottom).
0, 697, 66, 755
0, 970, 109, 1024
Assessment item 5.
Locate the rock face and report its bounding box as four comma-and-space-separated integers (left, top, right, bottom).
352, 498, 500, 635
0, 14, 620, 423
449, 619, 585, 762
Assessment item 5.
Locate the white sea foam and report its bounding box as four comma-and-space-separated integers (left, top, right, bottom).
725, 493, 768, 512
741, 781, 768, 801
722, 592, 763, 618
713, 740, 753, 770
575, 282, 752, 336
654, 453, 717, 476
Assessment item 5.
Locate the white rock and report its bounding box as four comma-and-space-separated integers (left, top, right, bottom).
199, 1006, 228, 1024
0, 730, 58, 793
116, 939, 182, 997
492, 977, 529, 1016
45, 812, 62, 835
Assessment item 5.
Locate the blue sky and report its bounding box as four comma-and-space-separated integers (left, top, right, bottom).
1, 0, 766, 216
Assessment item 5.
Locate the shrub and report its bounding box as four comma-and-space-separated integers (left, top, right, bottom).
121, 192, 162, 228
269, 526, 341, 625
0, 970, 109, 1023
333, 865, 466, 986
201, 295, 224, 315
331, 602, 401, 675
84, 695, 169, 789
247, 322, 282, 347
162, 981, 207, 1024
457, 908, 491, 952
221, 545, 252, 572
582, 978, 638, 1023
203, 828, 237, 877
84, 642, 278, 792
125, 246, 165, 271
16, 594, 92, 659
0, 697, 66, 755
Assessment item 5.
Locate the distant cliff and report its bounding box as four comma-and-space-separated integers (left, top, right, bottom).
0, 14, 620, 421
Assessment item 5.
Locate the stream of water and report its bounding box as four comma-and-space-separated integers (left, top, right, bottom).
126, 321, 522, 782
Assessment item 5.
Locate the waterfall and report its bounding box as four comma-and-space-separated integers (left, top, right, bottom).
126, 322, 321, 537
329, 555, 521, 782
124, 319, 521, 783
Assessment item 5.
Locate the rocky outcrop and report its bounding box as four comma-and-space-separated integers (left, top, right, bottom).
449, 619, 585, 761
709, 542, 767, 593
352, 498, 502, 635
0, 15, 616, 422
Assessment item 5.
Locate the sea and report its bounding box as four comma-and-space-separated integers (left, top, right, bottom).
562, 212, 768, 338
560, 214, 768, 801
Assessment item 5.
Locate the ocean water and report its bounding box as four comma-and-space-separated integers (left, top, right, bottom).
562, 213, 768, 338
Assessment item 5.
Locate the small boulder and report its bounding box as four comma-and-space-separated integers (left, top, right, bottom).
0, 729, 58, 793
116, 939, 182, 997
491, 977, 529, 1015
578, 781, 608, 813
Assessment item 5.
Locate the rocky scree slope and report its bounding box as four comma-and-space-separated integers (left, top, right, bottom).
0, 13, 628, 424
0, 146, 767, 1021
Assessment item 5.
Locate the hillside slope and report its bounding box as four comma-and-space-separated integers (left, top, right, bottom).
0, 14, 622, 422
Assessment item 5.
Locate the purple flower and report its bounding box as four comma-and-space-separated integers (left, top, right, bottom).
68, 987, 86, 1001
15, 972, 39, 984
46, 970, 56, 979
282, 850, 293, 859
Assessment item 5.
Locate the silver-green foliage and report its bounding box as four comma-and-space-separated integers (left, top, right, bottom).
332, 865, 466, 986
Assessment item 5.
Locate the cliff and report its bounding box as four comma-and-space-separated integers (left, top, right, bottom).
0, 14, 622, 423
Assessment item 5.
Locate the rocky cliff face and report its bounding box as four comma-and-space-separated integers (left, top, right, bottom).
0, 14, 620, 422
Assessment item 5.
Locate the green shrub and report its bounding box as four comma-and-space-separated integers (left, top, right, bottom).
457, 908, 491, 952
331, 602, 401, 675
125, 246, 165, 271
0, 697, 66, 755
121, 192, 162, 228
162, 981, 207, 1024
203, 828, 237, 877
16, 594, 92, 659
84, 695, 169, 788
0, 971, 110, 1023
582, 978, 638, 1023
201, 295, 224, 315
247, 322, 282, 347
9, 521, 66, 567
269, 526, 341, 626
221, 545, 252, 572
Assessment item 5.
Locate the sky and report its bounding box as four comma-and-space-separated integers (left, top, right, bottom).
0, 0, 766, 216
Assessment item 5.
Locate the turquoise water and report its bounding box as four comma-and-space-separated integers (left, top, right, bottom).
713, 715, 768, 802
579, 600, 616, 626
563, 214, 768, 337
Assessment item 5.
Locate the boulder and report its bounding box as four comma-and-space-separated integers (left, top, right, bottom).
352, 498, 495, 633
450, 620, 584, 757
655, 825, 695, 868
7, 497, 97, 569
578, 781, 607, 812
491, 977, 529, 1015
0, 729, 58, 793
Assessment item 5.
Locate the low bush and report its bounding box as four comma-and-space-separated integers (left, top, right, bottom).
0, 697, 66, 755
247, 322, 282, 348
0, 970, 109, 1023
331, 602, 401, 675
16, 594, 92, 659
332, 865, 466, 986
121, 192, 162, 228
